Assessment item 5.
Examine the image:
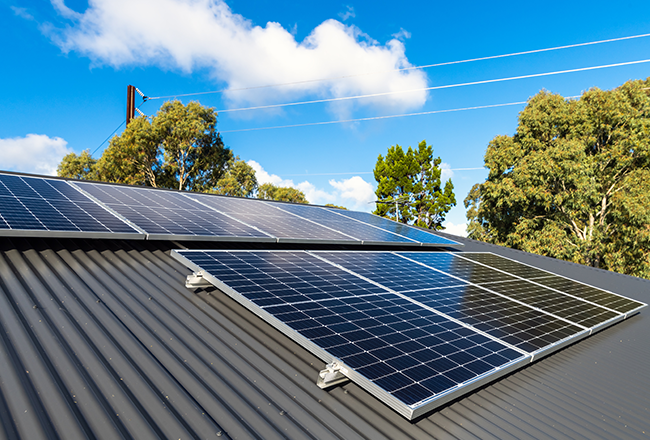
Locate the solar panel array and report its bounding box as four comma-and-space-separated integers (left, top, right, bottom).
171, 249, 646, 419
0, 172, 459, 246
0, 173, 141, 238
71, 179, 459, 245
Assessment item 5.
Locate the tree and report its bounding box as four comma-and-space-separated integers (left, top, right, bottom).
373, 140, 456, 229
212, 157, 258, 197
257, 183, 308, 204
57, 149, 98, 180
466, 78, 650, 277
154, 101, 231, 191
59, 101, 232, 191
95, 116, 160, 186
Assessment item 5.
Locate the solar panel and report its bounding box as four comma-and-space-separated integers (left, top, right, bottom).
0, 173, 141, 238
456, 252, 646, 317
186, 193, 357, 243
172, 250, 645, 419
73, 182, 275, 242
273, 203, 423, 245
172, 250, 529, 419
327, 208, 461, 246
315, 251, 586, 353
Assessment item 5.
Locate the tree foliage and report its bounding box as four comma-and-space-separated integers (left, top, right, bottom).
325, 204, 347, 210
466, 78, 650, 277
373, 140, 456, 229
57, 149, 98, 180
211, 157, 258, 198
257, 183, 308, 204
58, 101, 232, 191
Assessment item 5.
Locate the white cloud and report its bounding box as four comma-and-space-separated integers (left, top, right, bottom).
338, 5, 355, 21
440, 162, 453, 181
442, 221, 467, 237
44, 0, 427, 116
329, 175, 375, 210
247, 160, 375, 210
0, 134, 72, 176
11, 6, 35, 20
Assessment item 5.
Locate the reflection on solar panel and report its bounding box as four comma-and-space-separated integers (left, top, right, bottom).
73, 182, 274, 241
274, 203, 423, 245
456, 252, 645, 317
0, 173, 140, 238
171, 250, 645, 419
328, 208, 460, 245
187, 193, 357, 243
172, 250, 528, 419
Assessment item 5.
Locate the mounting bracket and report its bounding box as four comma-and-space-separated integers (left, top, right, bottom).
317, 361, 350, 389
185, 272, 212, 289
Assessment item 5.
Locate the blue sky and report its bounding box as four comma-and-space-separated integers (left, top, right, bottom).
2, 0, 650, 235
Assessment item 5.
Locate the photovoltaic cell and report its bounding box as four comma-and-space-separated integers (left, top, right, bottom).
524, 275, 644, 314
457, 252, 645, 316
328, 208, 460, 246
172, 249, 645, 419
315, 251, 585, 353
479, 280, 619, 328
73, 182, 272, 240
187, 193, 357, 242
399, 252, 519, 284
458, 252, 553, 279
275, 203, 421, 245
314, 251, 467, 292
400, 285, 584, 353
0, 173, 139, 236
173, 250, 527, 417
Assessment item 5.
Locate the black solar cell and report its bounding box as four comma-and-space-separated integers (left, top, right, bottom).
0, 173, 139, 235
172, 249, 644, 419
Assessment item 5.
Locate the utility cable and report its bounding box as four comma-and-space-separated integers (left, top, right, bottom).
91, 100, 148, 156
146, 32, 650, 100
219, 101, 530, 133
216, 58, 650, 113
220, 94, 581, 133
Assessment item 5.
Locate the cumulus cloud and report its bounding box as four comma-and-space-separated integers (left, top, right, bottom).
0, 134, 72, 176
440, 162, 453, 181
44, 0, 427, 115
329, 175, 375, 210
442, 221, 467, 237
248, 160, 375, 210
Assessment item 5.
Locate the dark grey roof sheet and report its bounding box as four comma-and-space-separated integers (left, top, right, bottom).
0, 235, 648, 439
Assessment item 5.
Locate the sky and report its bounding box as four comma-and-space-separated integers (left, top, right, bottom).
2, 0, 650, 236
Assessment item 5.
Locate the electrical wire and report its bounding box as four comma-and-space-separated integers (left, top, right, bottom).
146, 31, 650, 100
280, 168, 485, 176
216, 58, 650, 113
219, 101, 530, 133
91, 100, 148, 156
91, 120, 125, 156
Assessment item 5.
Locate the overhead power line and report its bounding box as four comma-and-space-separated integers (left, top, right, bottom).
219, 101, 530, 133
216, 58, 650, 113
280, 168, 485, 176
221, 94, 581, 133
146, 31, 650, 100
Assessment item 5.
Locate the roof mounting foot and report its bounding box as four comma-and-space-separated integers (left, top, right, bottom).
185, 272, 212, 289
317, 361, 350, 389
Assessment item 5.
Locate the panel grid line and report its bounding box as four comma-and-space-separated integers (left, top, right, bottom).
453, 252, 646, 315
394, 252, 589, 331
65, 181, 147, 234
182, 192, 275, 240
307, 251, 531, 356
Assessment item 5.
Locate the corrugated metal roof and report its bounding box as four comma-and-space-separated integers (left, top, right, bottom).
0, 236, 648, 439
